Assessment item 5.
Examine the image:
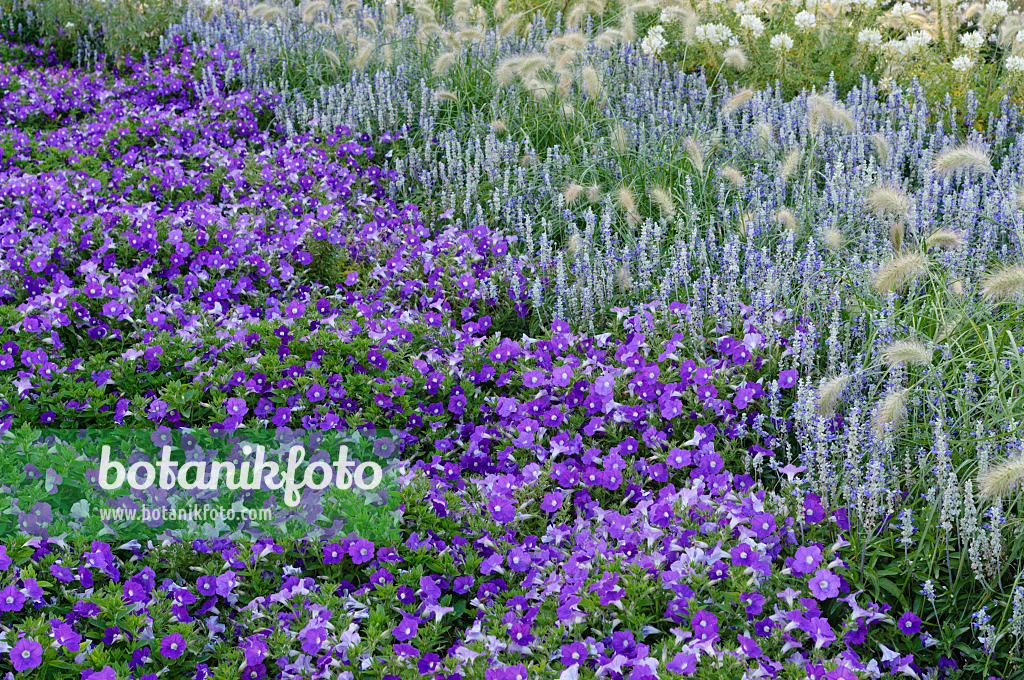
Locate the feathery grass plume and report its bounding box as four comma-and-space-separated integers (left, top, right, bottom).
889, 221, 904, 252
934, 313, 963, 343
554, 50, 578, 74
586, 184, 601, 202
754, 122, 773, 150
333, 19, 355, 39
776, 208, 797, 231
950, 280, 965, 295
980, 456, 1024, 499
611, 124, 630, 154
526, 78, 555, 101
595, 28, 624, 47
824, 228, 845, 250
981, 264, 1024, 300
456, 27, 486, 42
344, 0, 360, 10
412, 1, 434, 21
617, 265, 634, 292
519, 153, 536, 166
807, 95, 854, 134
932, 144, 993, 177
868, 132, 890, 164
817, 374, 851, 416
567, 231, 584, 256
352, 38, 374, 70
493, 0, 508, 19
561, 102, 576, 118
615, 185, 637, 216
649, 186, 675, 219
620, 11, 636, 42
684, 137, 704, 173
516, 54, 551, 80
723, 88, 755, 114
301, 0, 329, 23
432, 51, 459, 76
1017, 186, 1024, 210
321, 47, 341, 68
564, 182, 586, 206
866, 184, 910, 217
490, 119, 507, 134
546, 32, 587, 56
872, 252, 928, 293
925, 229, 964, 249
434, 90, 459, 103
565, 3, 587, 29
581, 67, 603, 101
253, 4, 287, 21
723, 47, 748, 70
416, 22, 443, 44
557, 75, 572, 97
499, 12, 525, 37
872, 388, 910, 436
780, 149, 802, 179
882, 340, 933, 367
362, 16, 378, 33
494, 56, 520, 85
720, 166, 746, 187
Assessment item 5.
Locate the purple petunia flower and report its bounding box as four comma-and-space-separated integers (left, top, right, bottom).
898, 612, 922, 635
161, 633, 186, 659
10, 639, 42, 672
809, 569, 840, 600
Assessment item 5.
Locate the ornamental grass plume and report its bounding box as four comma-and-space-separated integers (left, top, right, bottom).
301, 0, 329, 23
723, 88, 755, 114
434, 90, 459, 103
881, 340, 933, 367
780, 149, 802, 180
616, 264, 633, 291
981, 264, 1024, 300
490, 119, 506, 134
866, 184, 910, 217
823, 228, 845, 250
563, 182, 586, 206
872, 387, 910, 437
566, 231, 584, 256
925, 229, 965, 249
889, 221, 904, 252
581, 66, 604, 101
684, 137, 704, 173
776, 208, 797, 231
868, 132, 891, 164
979, 455, 1024, 499
611, 124, 630, 153
432, 51, 459, 76
817, 374, 851, 416
595, 28, 625, 47
872, 252, 928, 293
1017, 186, 1024, 209
321, 47, 341, 68
586, 184, 602, 202
352, 38, 375, 69
720, 166, 746, 187
649, 186, 676, 219
932, 144, 993, 177
723, 47, 748, 70
754, 122, 773, 150
499, 12, 525, 37
807, 95, 855, 133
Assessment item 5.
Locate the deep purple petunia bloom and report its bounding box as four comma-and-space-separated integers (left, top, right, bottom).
809, 569, 840, 600
898, 612, 922, 635
161, 633, 186, 659
10, 639, 42, 671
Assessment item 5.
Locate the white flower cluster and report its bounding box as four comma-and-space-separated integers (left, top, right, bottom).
794, 10, 817, 30
857, 28, 883, 49
952, 54, 975, 73
959, 32, 984, 52
988, 0, 1009, 20
694, 23, 735, 45
905, 30, 932, 51
640, 25, 669, 57
739, 14, 765, 37
1007, 55, 1024, 74
890, 1, 918, 17
770, 33, 795, 52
